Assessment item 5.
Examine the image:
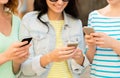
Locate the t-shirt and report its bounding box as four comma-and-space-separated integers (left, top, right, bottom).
0, 15, 20, 78
47, 20, 72, 78
88, 10, 120, 78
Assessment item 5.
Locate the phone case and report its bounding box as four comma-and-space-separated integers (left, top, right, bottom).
83, 27, 95, 35
67, 43, 78, 48
21, 37, 32, 47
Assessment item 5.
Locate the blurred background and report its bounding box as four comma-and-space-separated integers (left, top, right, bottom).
18, 0, 107, 26
77, 0, 107, 26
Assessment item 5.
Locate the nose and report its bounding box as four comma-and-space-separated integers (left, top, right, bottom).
57, 0, 64, 4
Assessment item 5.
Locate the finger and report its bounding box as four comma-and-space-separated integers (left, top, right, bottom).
17, 44, 31, 52
18, 52, 29, 58
15, 51, 28, 57
60, 51, 75, 59
59, 49, 75, 55
85, 35, 91, 39
13, 41, 28, 48
96, 41, 104, 45
61, 47, 75, 51
91, 32, 105, 38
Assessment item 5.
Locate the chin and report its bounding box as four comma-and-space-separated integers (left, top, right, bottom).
55, 10, 63, 14
0, 0, 8, 4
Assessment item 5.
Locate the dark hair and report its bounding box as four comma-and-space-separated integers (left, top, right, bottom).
34, 0, 79, 32
5, 0, 18, 14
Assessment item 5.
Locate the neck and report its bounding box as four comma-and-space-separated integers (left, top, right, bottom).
47, 11, 63, 20
0, 5, 5, 16
108, 4, 120, 11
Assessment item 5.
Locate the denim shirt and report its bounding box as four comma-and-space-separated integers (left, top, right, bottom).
18, 11, 89, 78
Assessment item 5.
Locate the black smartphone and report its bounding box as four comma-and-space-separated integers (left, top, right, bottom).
83, 26, 95, 35
67, 43, 78, 48
21, 37, 32, 47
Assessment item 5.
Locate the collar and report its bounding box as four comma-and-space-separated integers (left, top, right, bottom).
40, 12, 70, 27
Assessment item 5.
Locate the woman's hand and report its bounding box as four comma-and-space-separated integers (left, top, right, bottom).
12, 43, 30, 65
85, 34, 96, 47
4, 41, 30, 62
48, 46, 76, 62
91, 32, 115, 48
72, 48, 84, 65
10, 41, 31, 74
85, 34, 96, 63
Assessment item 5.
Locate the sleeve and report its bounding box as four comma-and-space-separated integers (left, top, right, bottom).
18, 16, 52, 77
88, 11, 94, 27
68, 20, 90, 75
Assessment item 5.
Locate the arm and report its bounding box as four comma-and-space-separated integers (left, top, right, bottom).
12, 44, 30, 74
0, 42, 29, 66
86, 45, 96, 63
12, 62, 21, 74
85, 13, 96, 63
18, 19, 52, 76
111, 39, 120, 55
91, 32, 120, 55
0, 53, 10, 65
69, 20, 90, 75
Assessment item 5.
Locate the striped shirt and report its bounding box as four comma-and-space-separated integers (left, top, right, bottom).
88, 10, 120, 78
47, 20, 72, 78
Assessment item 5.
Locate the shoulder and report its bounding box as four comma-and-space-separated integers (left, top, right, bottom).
89, 10, 98, 16
21, 11, 39, 26
22, 11, 39, 21
13, 14, 21, 21
65, 13, 82, 24
64, 13, 83, 29
12, 14, 21, 25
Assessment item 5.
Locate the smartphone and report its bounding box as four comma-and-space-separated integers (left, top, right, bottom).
67, 42, 78, 48
83, 27, 95, 35
21, 37, 32, 47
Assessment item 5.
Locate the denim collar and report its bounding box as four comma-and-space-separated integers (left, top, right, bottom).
40, 12, 71, 27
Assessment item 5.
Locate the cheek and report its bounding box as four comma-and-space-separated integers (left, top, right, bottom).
64, 3, 68, 7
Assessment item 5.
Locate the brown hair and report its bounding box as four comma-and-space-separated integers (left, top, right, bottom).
4, 0, 18, 14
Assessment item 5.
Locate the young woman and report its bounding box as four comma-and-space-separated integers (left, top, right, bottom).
18, 0, 89, 78
85, 0, 120, 77
0, 0, 30, 78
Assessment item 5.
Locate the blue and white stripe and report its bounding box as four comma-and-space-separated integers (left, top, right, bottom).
88, 10, 120, 78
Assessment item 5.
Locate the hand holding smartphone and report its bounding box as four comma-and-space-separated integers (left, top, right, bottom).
83, 26, 95, 35
21, 37, 32, 47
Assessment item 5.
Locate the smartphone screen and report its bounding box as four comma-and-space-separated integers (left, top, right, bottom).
21, 37, 32, 47
83, 27, 95, 35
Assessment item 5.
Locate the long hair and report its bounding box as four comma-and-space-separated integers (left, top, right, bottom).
34, 0, 79, 18
34, 0, 79, 32
4, 0, 18, 14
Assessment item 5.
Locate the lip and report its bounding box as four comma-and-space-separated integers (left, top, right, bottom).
54, 6, 63, 9
108, 0, 113, 1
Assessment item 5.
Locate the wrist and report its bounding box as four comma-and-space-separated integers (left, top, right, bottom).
79, 54, 85, 66
2, 52, 10, 62
74, 54, 84, 65
46, 54, 52, 63
12, 61, 21, 74
40, 53, 52, 67
12, 60, 21, 66
111, 39, 119, 49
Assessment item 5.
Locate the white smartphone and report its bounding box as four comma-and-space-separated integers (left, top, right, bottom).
83, 26, 95, 35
